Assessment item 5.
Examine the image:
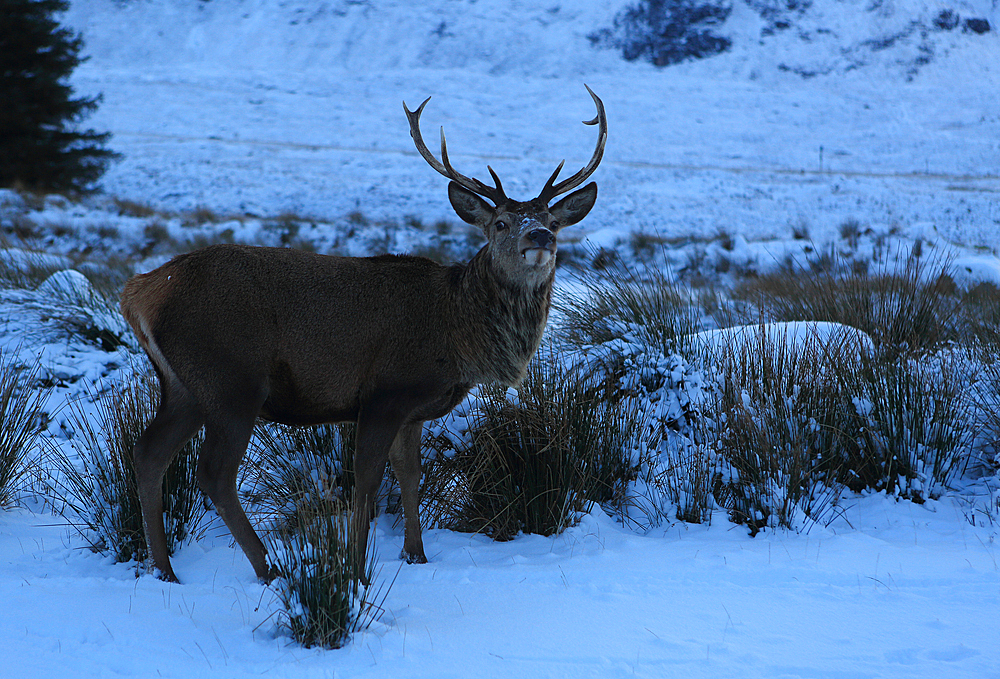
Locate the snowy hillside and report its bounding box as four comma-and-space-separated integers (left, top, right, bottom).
2, 1, 1000, 677
60, 0, 1000, 247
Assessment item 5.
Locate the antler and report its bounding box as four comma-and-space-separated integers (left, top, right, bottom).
403, 97, 508, 206
403, 85, 606, 207
536, 85, 607, 204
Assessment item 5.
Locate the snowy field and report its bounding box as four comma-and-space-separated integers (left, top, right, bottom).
2, 0, 1000, 677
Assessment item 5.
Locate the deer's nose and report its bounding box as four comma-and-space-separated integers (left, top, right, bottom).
527, 228, 554, 248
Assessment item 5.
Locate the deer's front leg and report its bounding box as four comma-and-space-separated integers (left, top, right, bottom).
388, 421, 427, 564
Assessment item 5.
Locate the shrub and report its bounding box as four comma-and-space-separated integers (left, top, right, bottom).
265, 496, 386, 649
422, 351, 644, 539
0, 351, 50, 507
590, 0, 733, 67
47, 371, 204, 566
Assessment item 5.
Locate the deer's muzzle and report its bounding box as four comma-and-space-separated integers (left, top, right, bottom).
520, 227, 556, 266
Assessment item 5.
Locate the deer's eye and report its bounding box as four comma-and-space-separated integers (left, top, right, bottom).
495, 219, 508, 231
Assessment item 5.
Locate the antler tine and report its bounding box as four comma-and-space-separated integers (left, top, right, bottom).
404, 97, 450, 178
537, 84, 607, 204
538, 160, 566, 203
487, 166, 506, 200
440, 128, 507, 205
403, 97, 506, 206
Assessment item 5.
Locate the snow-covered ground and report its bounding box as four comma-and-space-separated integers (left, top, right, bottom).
3, 494, 999, 678
2, 0, 1000, 676
64, 0, 1000, 248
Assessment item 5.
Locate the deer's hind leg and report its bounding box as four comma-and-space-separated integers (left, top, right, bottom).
197, 397, 271, 582
133, 375, 204, 583
352, 396, 416, 582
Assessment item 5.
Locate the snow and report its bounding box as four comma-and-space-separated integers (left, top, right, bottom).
4, 497, 1000, 678
691, 321, 876, 355
2, 0, 1000, 676
951, 254, 1000, 289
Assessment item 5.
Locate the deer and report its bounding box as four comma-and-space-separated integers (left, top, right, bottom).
119, 85, 606, 584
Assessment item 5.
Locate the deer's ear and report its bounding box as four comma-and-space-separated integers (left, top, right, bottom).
549, 182, 597, 229
449, 182, 495, 226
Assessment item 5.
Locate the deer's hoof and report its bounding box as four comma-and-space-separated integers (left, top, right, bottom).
152, 566, 180, 584
400, 549, 427, 565
259, 564, 281, 585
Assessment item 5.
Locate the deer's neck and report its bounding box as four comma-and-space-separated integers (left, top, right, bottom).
450, 247, 553, 387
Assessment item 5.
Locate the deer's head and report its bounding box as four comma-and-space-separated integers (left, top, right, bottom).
404, 86, 606, 284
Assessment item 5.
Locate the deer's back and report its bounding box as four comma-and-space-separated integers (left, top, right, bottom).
121, 244, 465, 424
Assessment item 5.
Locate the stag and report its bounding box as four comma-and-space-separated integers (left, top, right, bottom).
120, 86, 606, 583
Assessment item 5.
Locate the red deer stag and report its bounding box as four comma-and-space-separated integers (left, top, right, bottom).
120, 86, 606, 583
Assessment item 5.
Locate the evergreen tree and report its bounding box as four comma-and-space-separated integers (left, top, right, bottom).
0, 0, 118, 193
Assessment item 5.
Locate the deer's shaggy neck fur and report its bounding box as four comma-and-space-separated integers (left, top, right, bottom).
449, 245, 554, 387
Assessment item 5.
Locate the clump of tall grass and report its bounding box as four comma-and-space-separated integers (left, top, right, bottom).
695, 326, 974, 535
0, 246, 70, 290
735, 253, 961, 357
961, 282, 1000, 348
971, 353, 1000, 475
0, 351, 50, 507
705, 328, 854, 533
265, 495, 387, 649
47, 371, 204, 567
557, 257, 704, 358
835, 348, 973, 499
244, 421, 388, 648
422, 351, 646, 539
244, 422, 356, 534
651, 435, 718, 526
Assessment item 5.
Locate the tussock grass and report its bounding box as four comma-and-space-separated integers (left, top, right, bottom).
0, 246, 68, 290
654, 438, 717, 525
244, 423, 356, 534
184, 205, 221, 226
0, 351, 50, 507
422, 352, 644, 539
113, 198, 159, 219
699, 328, 974, 535
557, 257, 703, 358
31, 267, 129, 352
265, 496, 386, 649
245, 422, 386, 649
962, 283, 1000, 347
830, 348, 972, 498
735, 254, 961, 357
973, 356, 1000, 475
183, 228, 236, 252
47, 371, 204, 566
73, 257, 134, 304
707, 329, 852, 532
